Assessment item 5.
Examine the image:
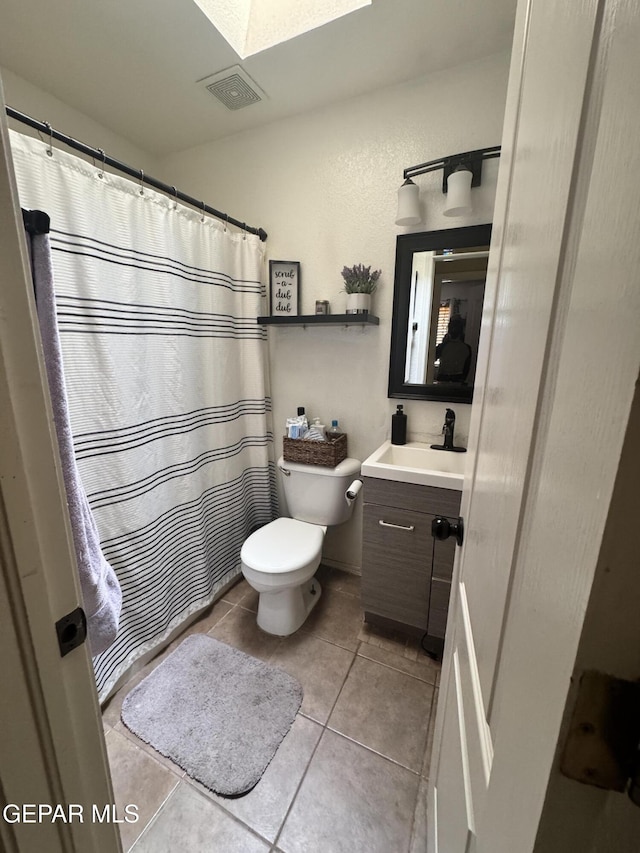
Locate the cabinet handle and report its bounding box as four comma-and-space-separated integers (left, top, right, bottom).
379, 519, 415, 532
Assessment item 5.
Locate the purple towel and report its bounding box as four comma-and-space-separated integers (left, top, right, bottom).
31, 232, 122, 656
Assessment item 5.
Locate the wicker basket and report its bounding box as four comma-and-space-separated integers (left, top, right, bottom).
282, 433, 348, 468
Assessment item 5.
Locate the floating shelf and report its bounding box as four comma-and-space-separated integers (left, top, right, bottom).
257, 313, 379, 327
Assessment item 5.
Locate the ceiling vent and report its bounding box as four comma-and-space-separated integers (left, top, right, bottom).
202, 65, 265, 111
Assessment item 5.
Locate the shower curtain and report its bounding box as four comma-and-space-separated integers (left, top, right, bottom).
11, 131, 277, 701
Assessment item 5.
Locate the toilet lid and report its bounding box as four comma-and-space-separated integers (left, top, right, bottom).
241, 517, 324, 573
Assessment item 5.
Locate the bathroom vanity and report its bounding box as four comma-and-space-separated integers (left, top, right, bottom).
360, 441, 464, 657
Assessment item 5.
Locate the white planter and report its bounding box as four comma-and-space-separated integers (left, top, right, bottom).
345, 293, 371, 315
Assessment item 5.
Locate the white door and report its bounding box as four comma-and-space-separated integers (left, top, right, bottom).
0, 79, 120, 852
429, 1, 640, 851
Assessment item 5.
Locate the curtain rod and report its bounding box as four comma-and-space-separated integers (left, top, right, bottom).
6, 106, 268, 242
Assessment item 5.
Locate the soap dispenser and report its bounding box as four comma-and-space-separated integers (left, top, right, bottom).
391, 405, 407, 445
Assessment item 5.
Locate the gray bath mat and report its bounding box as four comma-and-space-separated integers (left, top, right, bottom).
121, 634, 303, 797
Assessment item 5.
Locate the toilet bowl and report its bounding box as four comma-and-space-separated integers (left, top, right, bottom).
241, 455, 361, 636
241, 517, 325, 635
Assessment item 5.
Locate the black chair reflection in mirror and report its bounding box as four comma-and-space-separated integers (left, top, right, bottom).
435, 315, 471, 383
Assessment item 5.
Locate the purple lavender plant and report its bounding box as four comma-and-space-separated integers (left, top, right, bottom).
340, 263, 382, 294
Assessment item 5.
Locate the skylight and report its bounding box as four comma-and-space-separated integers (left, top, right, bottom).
192, 0, 371, 59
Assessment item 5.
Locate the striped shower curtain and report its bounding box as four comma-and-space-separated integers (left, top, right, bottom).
11, 131, 277, 701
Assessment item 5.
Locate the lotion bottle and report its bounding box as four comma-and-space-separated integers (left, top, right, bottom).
391, 405, 407, 445
311, 417, 326, 437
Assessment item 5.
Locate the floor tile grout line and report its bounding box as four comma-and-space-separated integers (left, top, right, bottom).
157, 775, 276, 852
108, 724, 182, 774
323, 725, 424, 777
127, 776, 181, 852
298, 672, 436, 779
355, 644, 440, 686
186, 781, 277, 851
326, 639, 435, 775
316, 587, 361, 600
296, 626, 359, 655
327, 638, 431, 853
115, 723, 186, 782
270, 648, 360, 851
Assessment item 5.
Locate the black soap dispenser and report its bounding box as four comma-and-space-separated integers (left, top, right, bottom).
391, 405, 407, 445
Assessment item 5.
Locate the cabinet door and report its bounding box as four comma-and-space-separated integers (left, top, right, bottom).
428, 577, 452, 639
429, 535, 457, 638
362, 502, 432, 630
432, 534, 457, 582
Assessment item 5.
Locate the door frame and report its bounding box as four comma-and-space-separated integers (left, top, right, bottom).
428, 0, 640, 850
0, 78, 120, 852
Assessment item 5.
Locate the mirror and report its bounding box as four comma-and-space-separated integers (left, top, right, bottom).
388, 224, 492, 403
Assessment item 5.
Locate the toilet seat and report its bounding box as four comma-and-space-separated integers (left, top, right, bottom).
241, 517, 324, 574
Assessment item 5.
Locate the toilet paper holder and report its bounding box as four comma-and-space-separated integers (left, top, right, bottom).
345, 479, 363, 505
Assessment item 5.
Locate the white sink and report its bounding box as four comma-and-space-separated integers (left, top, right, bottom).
361, 440, 466, 490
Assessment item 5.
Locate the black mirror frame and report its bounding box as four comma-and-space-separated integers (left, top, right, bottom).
388, 223, 492, 403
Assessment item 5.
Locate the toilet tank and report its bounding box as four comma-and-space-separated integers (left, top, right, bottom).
278, 456, 361, 526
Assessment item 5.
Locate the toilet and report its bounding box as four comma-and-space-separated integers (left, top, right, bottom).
241, 455, 361, 636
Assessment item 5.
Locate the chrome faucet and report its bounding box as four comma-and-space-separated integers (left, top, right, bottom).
431, 408, 467, 453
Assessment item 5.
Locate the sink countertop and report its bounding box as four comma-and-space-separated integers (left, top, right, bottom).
361, 440, 466, 491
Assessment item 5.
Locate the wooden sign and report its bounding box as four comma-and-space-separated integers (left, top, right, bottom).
269, 260, 300, 316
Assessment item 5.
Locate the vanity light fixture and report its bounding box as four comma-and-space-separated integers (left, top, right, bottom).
395, 146, 501, 225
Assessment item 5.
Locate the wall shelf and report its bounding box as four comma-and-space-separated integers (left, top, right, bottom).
257, 313, 379, 327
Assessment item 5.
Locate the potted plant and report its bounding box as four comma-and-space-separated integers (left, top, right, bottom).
341, 264, 382, 314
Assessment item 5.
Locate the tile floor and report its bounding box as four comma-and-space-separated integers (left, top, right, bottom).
102, 565, 441, 852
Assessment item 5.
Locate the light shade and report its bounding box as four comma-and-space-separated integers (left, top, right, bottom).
395, 179, 421, 226
444, 166, 473, 217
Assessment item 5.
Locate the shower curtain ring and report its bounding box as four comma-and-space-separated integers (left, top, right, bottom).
201, 201, 206, 223
44, 122, 53, 157
242, 223, 246, 240
223, 213, 228, 232
97, 148, 105, 179
139, 169, 145, 196
171, 186, 178, 210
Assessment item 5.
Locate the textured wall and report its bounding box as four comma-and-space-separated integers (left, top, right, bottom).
2, 67, 159, 173
159, 51, 510, 571
4, 53, 510, 573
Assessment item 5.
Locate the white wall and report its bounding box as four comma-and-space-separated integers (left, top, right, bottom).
160, 52, 510, 571
1, 67, 159, 173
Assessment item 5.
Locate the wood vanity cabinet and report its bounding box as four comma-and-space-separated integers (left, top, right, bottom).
361, 476, 461, 656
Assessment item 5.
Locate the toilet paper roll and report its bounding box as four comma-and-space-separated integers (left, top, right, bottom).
345, 479, 363, 505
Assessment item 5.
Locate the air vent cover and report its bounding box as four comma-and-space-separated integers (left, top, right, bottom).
202, 65, 265, 111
